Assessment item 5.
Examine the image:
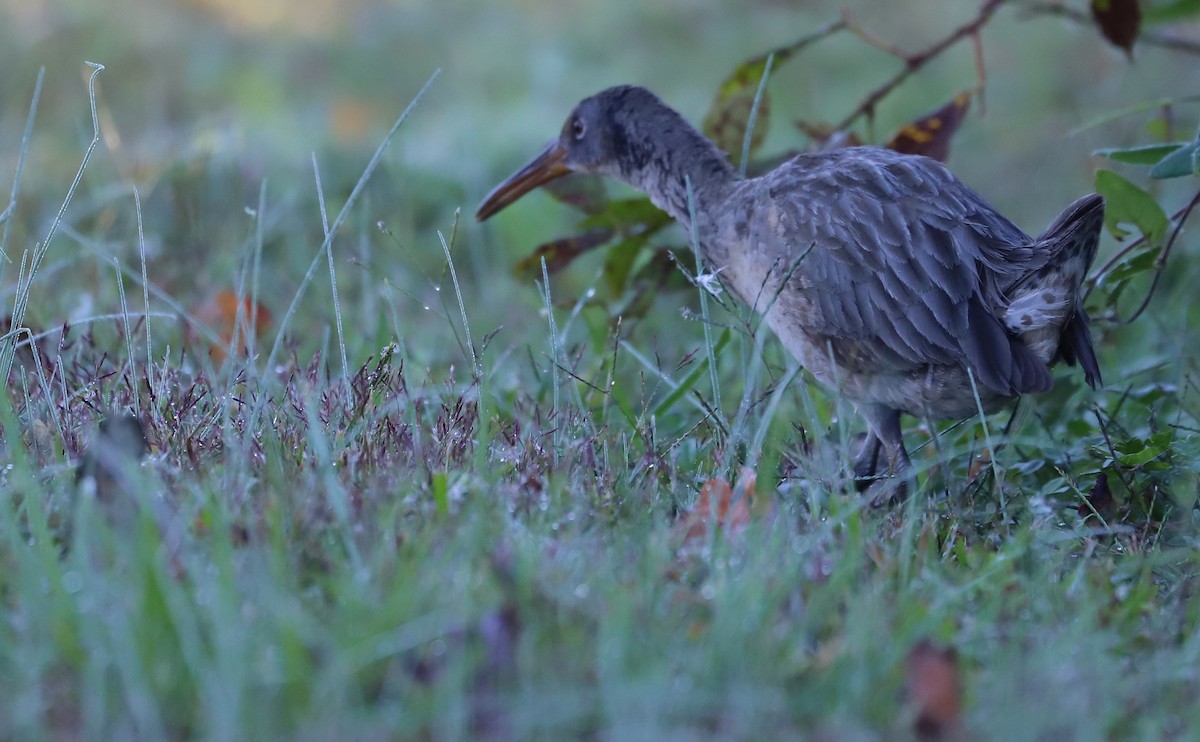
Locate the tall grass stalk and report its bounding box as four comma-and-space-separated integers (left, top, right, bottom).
258, 69, 440, 420
313, 155, 350, 384
684, 176, 722, 425
1, 63, 103, 396
540, 256, 562, 459
0, 67, 44, 274
438, 210, 478, 378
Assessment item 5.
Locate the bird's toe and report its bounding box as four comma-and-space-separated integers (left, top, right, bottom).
867, 477, 909, 507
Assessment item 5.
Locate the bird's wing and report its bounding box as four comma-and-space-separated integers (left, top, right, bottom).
753, 148, 1051, 395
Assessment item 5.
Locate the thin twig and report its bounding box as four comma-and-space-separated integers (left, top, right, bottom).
1092, 407, 1139, 498
834, 0, 1006, 131
1086, 199, 1196, 295
1115, 187, 1200, 325
1016, 1, 1200, 56
842, 9, 909, 59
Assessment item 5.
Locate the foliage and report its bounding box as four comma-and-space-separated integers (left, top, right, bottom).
0, 0, 1199, 739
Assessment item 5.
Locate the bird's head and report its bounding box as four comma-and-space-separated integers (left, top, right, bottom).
476, 86, 666, 221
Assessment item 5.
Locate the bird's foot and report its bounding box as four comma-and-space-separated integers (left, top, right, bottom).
865, 477, 909, 508
848, 422, 911, 507
851, 433, 882, 490
851, 460, 909, 506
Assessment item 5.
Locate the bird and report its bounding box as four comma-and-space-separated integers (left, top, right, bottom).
76, 412, 150, 526
476, 85, 1103, 501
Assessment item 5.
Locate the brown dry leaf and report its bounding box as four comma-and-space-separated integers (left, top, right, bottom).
1078, 471, 1115, 518
679, 467, 757, 543
886, 92, 972, 163
329, 97, 373, 144
702, 54, 775, 168
702, 29, 836, 168
906, 639, 963, 740
1091, 0, 1141, 56
966, 447, 992, 480
513, 229, 613, 280
544, 173, 610, 215
189, 290, 273, 363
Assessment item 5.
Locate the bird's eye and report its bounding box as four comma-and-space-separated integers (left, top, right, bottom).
572, 118, 586, 140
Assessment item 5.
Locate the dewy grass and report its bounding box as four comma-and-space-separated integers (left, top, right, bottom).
0, 67, 43, 277
258, 69, 440, 405
1, 63, 101, 394
134, 187, 154, 394
685, 176, 723, 421
312, 154, 350, 385
2, 37, 1200, 742
439, 211, 477, 379
539, 255, 562, 458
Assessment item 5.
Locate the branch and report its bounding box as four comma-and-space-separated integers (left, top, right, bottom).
1086, 195, 1198, 299
1016, 1, 1200, 56
834, 0, 1006, 131
1109, 187, 1200, 325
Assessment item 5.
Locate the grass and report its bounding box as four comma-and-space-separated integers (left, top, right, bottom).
3, 1, 1200, 739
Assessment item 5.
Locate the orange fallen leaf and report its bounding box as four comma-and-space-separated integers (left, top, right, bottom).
514, 229, 613, 280
189, 290, 272, 363
906, 639, 963, 740
679, 467, 757, 543
967, 447, 992, 480
329, 97, 373, 144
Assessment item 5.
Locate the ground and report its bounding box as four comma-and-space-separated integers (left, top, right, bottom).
1, 0, 1199, 738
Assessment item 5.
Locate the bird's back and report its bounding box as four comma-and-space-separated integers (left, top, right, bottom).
711, 146, 1097, 415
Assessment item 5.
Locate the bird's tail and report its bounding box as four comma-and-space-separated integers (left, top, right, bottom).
1002, 194, 1104, 388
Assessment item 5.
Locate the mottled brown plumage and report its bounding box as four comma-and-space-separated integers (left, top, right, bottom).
477, 85, 1102, 500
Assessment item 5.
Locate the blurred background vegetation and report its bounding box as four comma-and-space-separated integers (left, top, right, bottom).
2, 0, 1197, 371
4, 1, 1200, 738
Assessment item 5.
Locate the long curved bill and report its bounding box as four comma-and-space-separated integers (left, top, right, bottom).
476, 141, 571, 221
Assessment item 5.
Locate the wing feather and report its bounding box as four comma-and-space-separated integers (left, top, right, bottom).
754, 147, 1051, 395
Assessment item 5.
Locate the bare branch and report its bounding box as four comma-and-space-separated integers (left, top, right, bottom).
1016, 1, 1200, 56
1111, 187, 1200, 325
834, 0, 1006, 132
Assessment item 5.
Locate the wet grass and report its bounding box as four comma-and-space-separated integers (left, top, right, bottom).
3, 1, 1200, 739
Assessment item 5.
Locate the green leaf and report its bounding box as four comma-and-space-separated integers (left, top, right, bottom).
617, 249, 686, 319
1102, 244, 1161, 284
514, 229, 613, 279
432, 471, 449, 516
1144, 117, 1172, 140
701, 25, 834, 167
544, 173, 609, 214
1116, 434, 1171, 467
602, 236, 647, 297
703, 54, 774, 167
579, 197, 672, 233
1070, 95, 1200, 135
652, 329, 733, 419
1094, 170, 1169, 242
1094, 142, 1184, 165
1149, 140, 1200, 178
1143, 0, 1200, 23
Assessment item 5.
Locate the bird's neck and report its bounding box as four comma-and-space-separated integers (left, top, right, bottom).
615, 119, 739, 235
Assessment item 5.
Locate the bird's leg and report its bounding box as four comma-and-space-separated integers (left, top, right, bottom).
860, 405, 912, 506
852, 432, 883, 490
